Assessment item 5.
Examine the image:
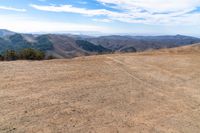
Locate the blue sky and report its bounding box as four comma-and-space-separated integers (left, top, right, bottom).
0, 0, 200, 36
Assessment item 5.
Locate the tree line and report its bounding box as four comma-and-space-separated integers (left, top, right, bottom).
0, 48, 48, 61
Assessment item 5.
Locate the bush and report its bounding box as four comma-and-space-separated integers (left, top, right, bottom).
0, 48, 45, 61
47, 55, 55, 60
0, 54, 4, 61
4, 50, 18, 61
19, 48, 45, 60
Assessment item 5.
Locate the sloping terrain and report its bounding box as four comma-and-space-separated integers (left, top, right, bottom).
87, 35, 200, 51
47, 35, 111, 58
0, 29, 15, 37
0, 44, 200, 133
0, 34, 54, 53
160, 43, 200, 54
0, 33, 111, 58
140, 43, 200, 55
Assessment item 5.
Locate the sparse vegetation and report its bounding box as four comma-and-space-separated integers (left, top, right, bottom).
0, 54, 4, 61
19, 48, 45, 60
0, 48, 46, 61
4, 50, 18, 61
47, 55, 55, 60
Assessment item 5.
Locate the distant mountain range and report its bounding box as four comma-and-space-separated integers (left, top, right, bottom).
0, 29, 200, 58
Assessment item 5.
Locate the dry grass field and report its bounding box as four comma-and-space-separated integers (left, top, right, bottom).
0, 44, 200, 133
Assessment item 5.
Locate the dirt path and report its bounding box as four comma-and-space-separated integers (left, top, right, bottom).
106, 56, 161, 90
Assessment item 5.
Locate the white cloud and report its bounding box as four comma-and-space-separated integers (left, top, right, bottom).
93, 18, 112, 23
30, 0, 200, 25
0, 15, 108, 33
96, 0, 200, 25
30, 4, 115, 16
97, 0, 200, 13
0, 6, 26, 12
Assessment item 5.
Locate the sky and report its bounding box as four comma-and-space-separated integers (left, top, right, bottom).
0, 0, 200, 36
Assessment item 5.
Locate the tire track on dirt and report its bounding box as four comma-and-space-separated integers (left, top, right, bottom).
106, 56, 200, 112
107, 57, 163, 95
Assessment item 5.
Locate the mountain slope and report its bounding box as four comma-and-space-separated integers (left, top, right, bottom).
47, 34, 111, 58
147, 43, 200, 55
0, 34, 111, 58
0, 29, 15, 37
87, 35, 200, 51
0, 31, 200, 58
76, 40, 111, 53
166, 43, 200, 53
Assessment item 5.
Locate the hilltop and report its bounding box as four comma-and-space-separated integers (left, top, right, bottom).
0, 44, 199, 133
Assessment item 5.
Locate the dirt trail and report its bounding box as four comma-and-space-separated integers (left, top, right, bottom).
0, 51, 200, 133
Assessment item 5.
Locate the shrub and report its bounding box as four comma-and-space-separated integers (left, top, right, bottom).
0, 54, 4, 61
47, 55, 55, 60
4, 50, 18, 61
19, 48, 45, 60
1, 48, 46, 61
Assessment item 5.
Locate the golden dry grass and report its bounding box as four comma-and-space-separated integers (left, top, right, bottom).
0, 45, 200, 133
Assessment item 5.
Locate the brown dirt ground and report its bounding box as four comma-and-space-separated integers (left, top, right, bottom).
0, 47, 200, 133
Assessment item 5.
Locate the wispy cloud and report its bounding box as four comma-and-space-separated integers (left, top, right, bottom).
30, 0, 200, 25
30, 4, 123, 17
97, 0, 200, 13
0, 6, 26, 12
96, 0, 200, 25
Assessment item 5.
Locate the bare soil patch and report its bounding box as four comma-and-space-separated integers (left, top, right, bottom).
0, 49, 200, 133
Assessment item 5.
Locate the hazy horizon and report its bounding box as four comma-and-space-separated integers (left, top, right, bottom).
1, 28, 200, 38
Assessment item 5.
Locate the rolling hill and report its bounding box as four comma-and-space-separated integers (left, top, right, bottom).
0, 44, 199, 133
161, 43, 200, 54
87, 35, 200, 51
0, 29, 200, 58
0, 32, 111, 58
0, 29, 15, 37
